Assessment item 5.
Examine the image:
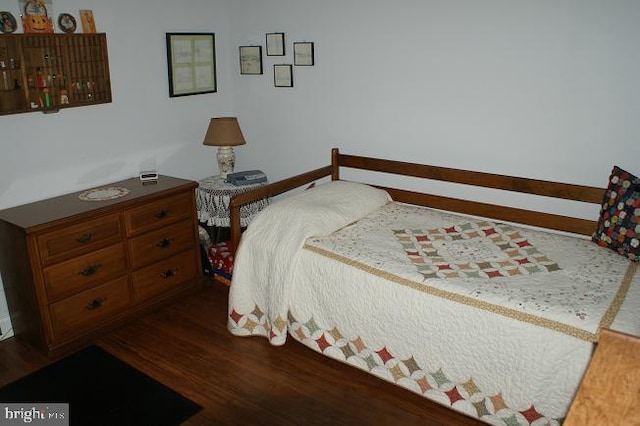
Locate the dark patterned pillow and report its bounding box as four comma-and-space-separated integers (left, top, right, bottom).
592, 166, 639, 262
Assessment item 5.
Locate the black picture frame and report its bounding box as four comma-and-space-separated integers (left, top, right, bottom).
293, 42, 314, 66
239, 46, 263, 75
166, 33, 217, 97
274, 64, 293, 87
57, 13, 77, 34
266, 32, 285, 56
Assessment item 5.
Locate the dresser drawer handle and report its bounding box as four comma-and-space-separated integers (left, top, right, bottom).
85, 297, 105, 310
155, 209, 169, 219
76, 233, 94, 244
156, 238, 173, 249
79, 264, 102, 276
160, 268, 178, 279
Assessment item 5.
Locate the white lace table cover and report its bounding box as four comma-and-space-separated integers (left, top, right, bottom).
196, 175, 269, 227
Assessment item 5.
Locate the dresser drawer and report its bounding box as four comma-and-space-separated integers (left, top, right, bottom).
37, 213, 123, 265
128, 219, 196, 269
124, 192, 193, 236
132, 249, 198, 302
50, 276, 132, 339
43, 243, 128, 302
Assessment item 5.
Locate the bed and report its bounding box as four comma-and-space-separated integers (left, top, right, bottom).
225, 148, 639, 425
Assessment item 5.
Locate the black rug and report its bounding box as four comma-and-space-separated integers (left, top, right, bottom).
0, 345, 202, 425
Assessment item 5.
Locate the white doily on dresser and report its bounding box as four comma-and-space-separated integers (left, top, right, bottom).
78, 187, 130, 201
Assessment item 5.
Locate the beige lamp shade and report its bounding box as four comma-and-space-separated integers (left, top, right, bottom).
203, 117, 246, 147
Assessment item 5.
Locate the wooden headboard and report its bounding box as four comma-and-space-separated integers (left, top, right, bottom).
228, 148, 606, 253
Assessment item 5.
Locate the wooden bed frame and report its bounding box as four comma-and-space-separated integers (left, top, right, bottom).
229, 148, 605, 253
226, 148, 640, 422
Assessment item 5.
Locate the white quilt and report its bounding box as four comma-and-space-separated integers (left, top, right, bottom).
228, 180, 391, 344
228, 182, 640, 425
305, 202, 639, 342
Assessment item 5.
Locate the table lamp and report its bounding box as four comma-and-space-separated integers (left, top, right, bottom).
203, 117, 246, 178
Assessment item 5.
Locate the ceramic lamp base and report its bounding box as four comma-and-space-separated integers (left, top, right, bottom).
217, 146, 236, 179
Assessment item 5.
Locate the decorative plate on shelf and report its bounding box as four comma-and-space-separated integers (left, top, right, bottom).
79, 187, 130, 202
0, 11, 17, 34
57, 13, 76, 33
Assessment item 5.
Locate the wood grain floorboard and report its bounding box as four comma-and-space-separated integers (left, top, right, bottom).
0, 281, 483, 425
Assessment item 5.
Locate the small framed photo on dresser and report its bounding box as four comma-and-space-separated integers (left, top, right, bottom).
293, 42, 314, 66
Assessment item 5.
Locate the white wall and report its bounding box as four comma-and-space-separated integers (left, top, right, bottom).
0, 0, 237, 339
2, 0, 639, 339
0, 0, 237, 206
229, 0, 640, 209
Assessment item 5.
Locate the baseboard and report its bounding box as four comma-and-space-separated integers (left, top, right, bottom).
0, 315, 14, 340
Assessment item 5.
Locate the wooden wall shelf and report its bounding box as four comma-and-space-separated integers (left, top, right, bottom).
0, 33, 112, 115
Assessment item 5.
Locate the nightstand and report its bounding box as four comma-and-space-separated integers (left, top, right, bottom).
195, 175, 269, 242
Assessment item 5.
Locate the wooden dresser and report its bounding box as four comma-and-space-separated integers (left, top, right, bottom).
0, 175, 202, 357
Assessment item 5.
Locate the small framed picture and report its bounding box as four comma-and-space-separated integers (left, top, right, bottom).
57, 13, 77, 34
266, 32, 285, 56
239, 46, 263, 75
79, 9, 97, 33
294, 42, 314, 66
0, 11, 17, 34
274, 64, 293, 87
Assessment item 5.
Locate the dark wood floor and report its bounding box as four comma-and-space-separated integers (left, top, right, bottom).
0, 280, 483, 425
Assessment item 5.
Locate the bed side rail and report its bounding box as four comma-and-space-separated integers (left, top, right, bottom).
334, 150, 605, 204
379, 186, 598, 236
332, 148, 605, 236
229, 165, 333, 252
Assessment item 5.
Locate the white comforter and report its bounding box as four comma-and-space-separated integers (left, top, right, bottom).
229, 181, 391, 344
228, 181, 640, 425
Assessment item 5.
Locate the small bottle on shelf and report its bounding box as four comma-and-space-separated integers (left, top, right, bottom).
1, 70, 8, 90
35, 67, 46, 88
42, 88, 51, 107
60, 89, 69, 105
